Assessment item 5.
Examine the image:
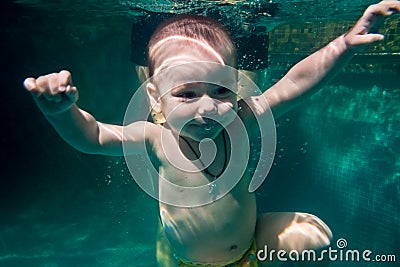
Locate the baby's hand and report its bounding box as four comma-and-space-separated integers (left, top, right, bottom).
344, 0, 400, 49
24, 70, 78, 115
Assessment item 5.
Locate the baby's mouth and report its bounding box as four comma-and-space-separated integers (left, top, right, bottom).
193, 118, 220, 131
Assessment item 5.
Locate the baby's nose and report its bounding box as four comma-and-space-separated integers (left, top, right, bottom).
197, 95, 217, 115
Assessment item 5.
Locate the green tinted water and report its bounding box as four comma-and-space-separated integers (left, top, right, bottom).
1, 0, 399, 266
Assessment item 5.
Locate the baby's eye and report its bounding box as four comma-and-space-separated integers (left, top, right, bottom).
175, 91, 197, 99
214, 87, 232, 97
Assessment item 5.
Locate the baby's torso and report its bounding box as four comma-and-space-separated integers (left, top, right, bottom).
159, 173, 257, 264
154, 127, 258, 264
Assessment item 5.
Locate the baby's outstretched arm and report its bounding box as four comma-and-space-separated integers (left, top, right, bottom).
263, 0, 400, 118
24, 70, 154, 156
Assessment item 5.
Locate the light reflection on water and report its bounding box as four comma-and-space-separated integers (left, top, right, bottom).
15, 0, 378, 22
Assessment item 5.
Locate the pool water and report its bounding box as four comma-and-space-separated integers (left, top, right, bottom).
1, 0, 399, 266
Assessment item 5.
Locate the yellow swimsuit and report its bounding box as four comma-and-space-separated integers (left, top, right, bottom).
178, 239, 258, 267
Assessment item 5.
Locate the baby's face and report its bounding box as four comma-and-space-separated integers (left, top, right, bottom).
149, 38, 238, 141
158, 81, 238, 141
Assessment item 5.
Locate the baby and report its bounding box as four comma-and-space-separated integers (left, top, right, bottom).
24, 1, 399, 266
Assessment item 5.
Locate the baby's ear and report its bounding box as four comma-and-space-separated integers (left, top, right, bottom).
135, 65, 149, 84
146, 82, 162, 113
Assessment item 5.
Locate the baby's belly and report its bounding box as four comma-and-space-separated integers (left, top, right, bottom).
159, 183, 257, 264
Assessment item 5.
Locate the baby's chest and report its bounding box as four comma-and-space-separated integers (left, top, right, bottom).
159, 184, 256, 235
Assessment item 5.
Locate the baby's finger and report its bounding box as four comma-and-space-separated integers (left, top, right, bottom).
36, 75, 54, 95
389, 2, 400, 13
365, 33, 385, 43
47, 73, 63, 95
58, 70, 73, 91
371, 1, 400, 16
65, 85, 74, 93
23, 77, 40, 94
356, 34, 385, 46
